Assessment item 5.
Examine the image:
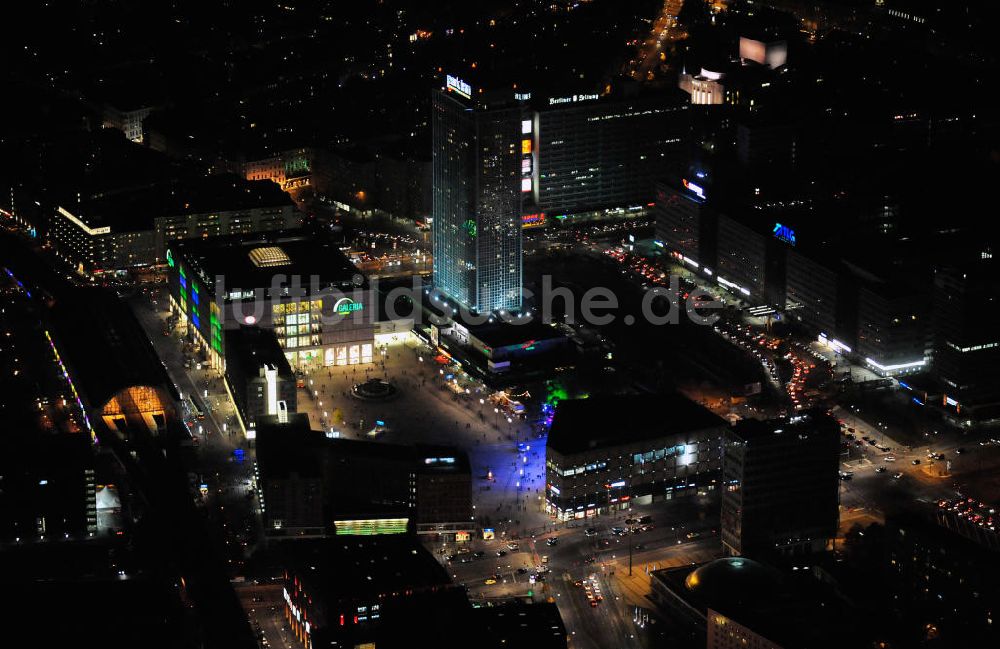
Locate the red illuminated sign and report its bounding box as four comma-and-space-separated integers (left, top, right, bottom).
521, 213, 546, 227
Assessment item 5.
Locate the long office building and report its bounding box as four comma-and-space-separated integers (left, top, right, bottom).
432, 75, 525, 313
655, 188, 937, 378
531, 90, 689, 219
721, 411, 840, 558
653, 176, 715, 272
50, 174, 298, 274
545, 394, 727, 520
785, 247, 839, 336
931, 256, 1000, 424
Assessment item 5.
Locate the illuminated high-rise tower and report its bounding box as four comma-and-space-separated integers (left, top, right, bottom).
432, 75, 526, 313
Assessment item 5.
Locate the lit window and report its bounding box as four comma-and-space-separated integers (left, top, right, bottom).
521, 139, 532, 154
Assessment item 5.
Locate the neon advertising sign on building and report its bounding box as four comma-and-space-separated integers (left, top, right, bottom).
682, 179, 706, 200
334, 297, 364, 314
522, 213, 546, 228
446, 75, 472, 99
773, 223, 796, 245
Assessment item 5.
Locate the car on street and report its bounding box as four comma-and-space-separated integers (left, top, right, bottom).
496, 550, 507, 557
912, 459, 921, 465
584, 528, 598, 537
893, 472, 904, 479
545, 537, 558, 546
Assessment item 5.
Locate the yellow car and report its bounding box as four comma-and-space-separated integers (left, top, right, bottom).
484, 579, 497, 585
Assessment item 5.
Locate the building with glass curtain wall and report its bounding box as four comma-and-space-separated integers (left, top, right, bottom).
166, 231, 374, 370
545, 394, 727, 519
432, 76, 525, 314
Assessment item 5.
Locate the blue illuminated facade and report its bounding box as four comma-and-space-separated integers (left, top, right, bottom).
432, 80, 524, 313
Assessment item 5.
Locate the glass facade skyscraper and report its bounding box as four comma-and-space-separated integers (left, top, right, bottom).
432, 81, 524, 313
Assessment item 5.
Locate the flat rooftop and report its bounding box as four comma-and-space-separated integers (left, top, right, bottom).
64, 173, 292, 232
280, 536, 452, 605
171, 230, 362, 295
547, 393, 726, 456
224, 326, 293, 382
254, 414, 323, 480
255, 416, 469, 479
468, 319, 566, 350
727, 409, 839, 443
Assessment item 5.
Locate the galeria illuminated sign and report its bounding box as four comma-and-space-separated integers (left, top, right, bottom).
446, 75, 472, 98
334, 297, 364, 314
773, 222, 796, 245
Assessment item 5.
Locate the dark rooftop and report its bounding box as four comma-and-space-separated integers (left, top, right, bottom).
67, 173, 293, 232
727, 409, 839, 443
471, 601, 568, 649
255, 416, 470, 480
547, 393, 726, 455
469, 319, 566, 350
653, 557, 859, 648
678, 557, 786, 611
171, 230, 363, 296
254, 414, 323, 480
49, 287, 180, 414
280, 536, 453, 605
224, 326, 293, 384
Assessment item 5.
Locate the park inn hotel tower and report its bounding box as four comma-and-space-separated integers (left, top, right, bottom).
432, 75, 526, 314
